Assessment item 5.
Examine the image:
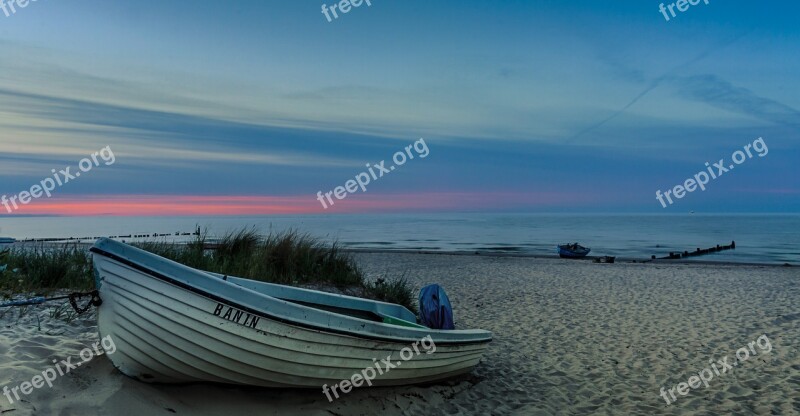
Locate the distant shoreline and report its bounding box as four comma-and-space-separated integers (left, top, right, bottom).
343, 248, 792, 267
6, 241, 792, 268
3, 214, 798, 264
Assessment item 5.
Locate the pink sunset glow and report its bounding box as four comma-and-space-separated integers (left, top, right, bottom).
1, 192, 595, 216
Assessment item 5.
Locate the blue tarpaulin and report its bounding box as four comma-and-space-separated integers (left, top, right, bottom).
418, 284, 455, 330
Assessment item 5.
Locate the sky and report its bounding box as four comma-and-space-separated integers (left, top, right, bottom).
0, 0, 798, 216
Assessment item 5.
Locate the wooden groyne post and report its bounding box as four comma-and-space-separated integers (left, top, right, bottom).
652, 241, 736, 260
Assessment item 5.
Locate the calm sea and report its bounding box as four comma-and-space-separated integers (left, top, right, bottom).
1, 213, 798, 264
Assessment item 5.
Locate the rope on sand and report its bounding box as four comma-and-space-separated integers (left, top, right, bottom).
0, 290, 102, 314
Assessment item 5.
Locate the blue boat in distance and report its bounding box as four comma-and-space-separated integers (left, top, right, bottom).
558, 243, 591, 258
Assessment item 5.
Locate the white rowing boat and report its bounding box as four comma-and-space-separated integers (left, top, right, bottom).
90, 238, 492, 387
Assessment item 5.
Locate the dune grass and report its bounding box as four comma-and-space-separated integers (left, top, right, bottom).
0, 229, 418, 313
0, 245, 94, 295
137, 229, 418, 313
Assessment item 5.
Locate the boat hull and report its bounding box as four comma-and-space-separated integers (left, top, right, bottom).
92, 242, 491, 387
557, 245, 591, 258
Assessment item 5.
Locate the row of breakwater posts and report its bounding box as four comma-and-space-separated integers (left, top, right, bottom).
17, 227, 203, 244
653, 241, 735, 260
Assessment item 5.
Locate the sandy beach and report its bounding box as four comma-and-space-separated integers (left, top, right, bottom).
1, 253, 798, 415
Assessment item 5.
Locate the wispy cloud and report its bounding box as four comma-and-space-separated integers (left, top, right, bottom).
671, 74, 800, 128
0, 88, 361, 167
567, 32, 756, 143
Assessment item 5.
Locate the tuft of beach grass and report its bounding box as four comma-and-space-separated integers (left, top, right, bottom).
0, 245, 93, 295
137, 228, 418, 313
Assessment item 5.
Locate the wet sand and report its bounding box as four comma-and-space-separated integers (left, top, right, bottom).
1, 253, 798, 415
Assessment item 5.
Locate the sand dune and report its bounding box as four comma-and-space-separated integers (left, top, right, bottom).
1, 254, 798, 415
